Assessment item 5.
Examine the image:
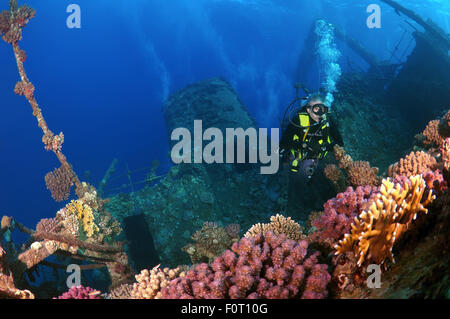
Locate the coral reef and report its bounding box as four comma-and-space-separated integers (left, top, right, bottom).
54, 286, 103, 299
338, 187, 450, 299
1, 1, 449, 301
244, 214, 306, 241
183, 222, 240, 264
107, 158, 282, 267
309, 186, 377, 247
335, 175, 435, 266
161, 232, 331, 299
388, 151, 438, 178
131, 265, 185, 299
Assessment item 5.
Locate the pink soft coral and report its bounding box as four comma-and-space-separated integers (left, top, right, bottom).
310, 185, 378, 246
161, 232, 331, 299
54, 285, 103, 299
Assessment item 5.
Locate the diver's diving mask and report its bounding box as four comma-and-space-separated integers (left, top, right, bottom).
309, 103, 329, 116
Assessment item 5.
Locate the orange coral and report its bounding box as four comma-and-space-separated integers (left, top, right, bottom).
335, 175, 435, 267
334, 145, 353, 169
347, 161, 380, 187
422, 119, 443, 146
388, 151, 438, 178
324, 164, 341, 183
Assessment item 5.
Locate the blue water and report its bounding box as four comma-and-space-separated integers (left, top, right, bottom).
0, 0, 448, 235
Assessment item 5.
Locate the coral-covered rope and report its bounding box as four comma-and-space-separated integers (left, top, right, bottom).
1, 2, 84, 198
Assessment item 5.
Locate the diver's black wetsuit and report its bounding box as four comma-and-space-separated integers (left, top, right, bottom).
280, 108, 343, 159
280, 108, 344, 220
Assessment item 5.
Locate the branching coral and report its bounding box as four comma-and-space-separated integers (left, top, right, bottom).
347, 161, 380, 187
332, 145, 380, 187
388, 151, 438, 178
244, 214, 306, 241
162, 232, 331, 299
335, 175, 435, 267
183, 222, 240, 264
131, 265, 185, 299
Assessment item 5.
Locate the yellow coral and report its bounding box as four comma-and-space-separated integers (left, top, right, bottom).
66, 200, 99, 238
335, 175, 435, 267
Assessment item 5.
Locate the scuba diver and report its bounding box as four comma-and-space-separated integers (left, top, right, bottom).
279, 88, 344, 218
279, 91, 344, 178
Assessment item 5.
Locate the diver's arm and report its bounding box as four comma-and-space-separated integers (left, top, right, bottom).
328, 117, 344, 147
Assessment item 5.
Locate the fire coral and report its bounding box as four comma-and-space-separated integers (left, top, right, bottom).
335, 175, 435, 267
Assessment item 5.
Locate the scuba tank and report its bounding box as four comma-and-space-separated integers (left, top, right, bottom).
280, 83, 309, 133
